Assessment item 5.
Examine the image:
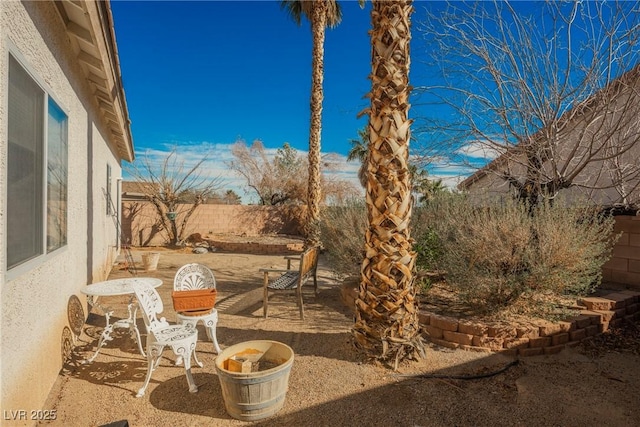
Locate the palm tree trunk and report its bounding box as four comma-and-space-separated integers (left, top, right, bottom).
353, 0, 425, 369
305, 0, 327, 247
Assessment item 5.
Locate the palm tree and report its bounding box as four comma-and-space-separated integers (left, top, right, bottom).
352, 0, 425, 368
347, 127, 369, 187
280, 0, 342, 247
408, 164, 447, 204
418, 178, 446, 204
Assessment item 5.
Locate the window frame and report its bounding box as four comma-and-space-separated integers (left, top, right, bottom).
6, 48, 69, 281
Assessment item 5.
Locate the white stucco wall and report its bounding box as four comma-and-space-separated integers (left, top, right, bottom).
0, 1, 123, 421
91, 121, 122, 283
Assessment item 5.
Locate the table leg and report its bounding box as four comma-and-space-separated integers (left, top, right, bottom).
127, 302, 146, 357
82, 309, 116, 364
82, 296, 147, 363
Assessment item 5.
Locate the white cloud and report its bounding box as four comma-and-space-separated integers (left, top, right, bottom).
124, 142, 365, 204
123, 141, 479, 202
124, 142, 255, 203
455, 141, 501, 161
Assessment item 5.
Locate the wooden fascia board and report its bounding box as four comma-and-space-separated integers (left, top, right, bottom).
58, 0, 134, 162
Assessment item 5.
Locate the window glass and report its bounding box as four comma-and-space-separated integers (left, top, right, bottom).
7, 55, 44, 269
7, 54, 68, 270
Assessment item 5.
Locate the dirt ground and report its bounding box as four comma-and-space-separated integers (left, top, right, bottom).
38, 247, 640, 427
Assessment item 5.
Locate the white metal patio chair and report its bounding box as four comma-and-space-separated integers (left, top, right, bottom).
173, 263, 221, 354
132, 281, 201, 398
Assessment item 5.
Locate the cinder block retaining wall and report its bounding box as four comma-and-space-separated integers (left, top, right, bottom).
603, 215, 640, 287
341, 284, 640, 356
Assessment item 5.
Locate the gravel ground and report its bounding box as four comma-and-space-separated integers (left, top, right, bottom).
38, 249, 640, 427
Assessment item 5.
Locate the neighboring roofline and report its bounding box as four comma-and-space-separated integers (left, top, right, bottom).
54, 0, 134, 162
457, 63, 640, 191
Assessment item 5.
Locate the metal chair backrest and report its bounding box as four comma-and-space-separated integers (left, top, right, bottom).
132, 281, 169, 334
173, 263, 216, 292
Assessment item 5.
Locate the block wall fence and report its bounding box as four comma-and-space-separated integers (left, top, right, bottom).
602, 215, 640, 288
122, 202, 640, 289
121, 202, 306, 247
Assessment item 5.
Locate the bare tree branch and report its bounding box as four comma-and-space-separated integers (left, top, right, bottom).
125, 147, 223, 245
415, 0, 640, 207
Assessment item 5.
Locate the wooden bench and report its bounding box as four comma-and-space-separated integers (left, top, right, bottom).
260, 246, 319, 320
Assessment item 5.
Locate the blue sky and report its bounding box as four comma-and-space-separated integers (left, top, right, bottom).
110, 1, 482, 201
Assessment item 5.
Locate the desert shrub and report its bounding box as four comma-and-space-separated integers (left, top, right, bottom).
319, 199, 367, 279
416, 194, 618, 316
527, 205, 616, 296
320, 197, 447, 281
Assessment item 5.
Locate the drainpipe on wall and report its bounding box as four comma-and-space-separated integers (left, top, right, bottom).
116, 178, 122, 251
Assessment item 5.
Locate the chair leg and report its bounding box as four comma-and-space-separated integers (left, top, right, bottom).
176, 342, 198, 394
263, 285, 269, 318
204, 315, 221, 354
175, 317, 198, 366
192, 347, 203, 369
208, 327, 221, 353
184, 368, 198, 394
136, 343, 164, 398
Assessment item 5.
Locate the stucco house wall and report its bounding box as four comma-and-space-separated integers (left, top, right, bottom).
460, 65, 640, 207
0, 1, 133, 421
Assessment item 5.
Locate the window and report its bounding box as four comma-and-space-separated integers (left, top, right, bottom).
7, 54, 68, 270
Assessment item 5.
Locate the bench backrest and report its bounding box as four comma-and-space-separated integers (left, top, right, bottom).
298, 246, 319, 281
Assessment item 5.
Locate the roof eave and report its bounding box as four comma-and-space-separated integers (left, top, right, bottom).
54, 0, 134, 162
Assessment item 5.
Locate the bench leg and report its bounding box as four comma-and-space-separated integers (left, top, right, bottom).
313, 273, 318, 296
297, 288, 304, 320
263, 273, 269, 318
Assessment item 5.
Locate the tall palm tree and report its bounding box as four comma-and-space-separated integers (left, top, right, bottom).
281, 0, 342, 247
352, 0, 425, 368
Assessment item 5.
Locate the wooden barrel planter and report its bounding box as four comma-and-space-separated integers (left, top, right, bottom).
215, 340, 294, 421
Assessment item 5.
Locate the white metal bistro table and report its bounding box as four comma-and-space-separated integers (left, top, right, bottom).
81, 277, 162, 363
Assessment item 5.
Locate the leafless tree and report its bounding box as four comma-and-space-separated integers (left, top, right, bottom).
125, 148, 223, 246
227, 140, 306, 205
227, 139, 358, 208
415, 0, 640, 207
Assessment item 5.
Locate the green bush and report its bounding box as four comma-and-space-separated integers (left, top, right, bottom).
414, 227, 443, 272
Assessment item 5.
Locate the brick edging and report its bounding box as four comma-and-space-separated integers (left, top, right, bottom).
418, 290, 640, 356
